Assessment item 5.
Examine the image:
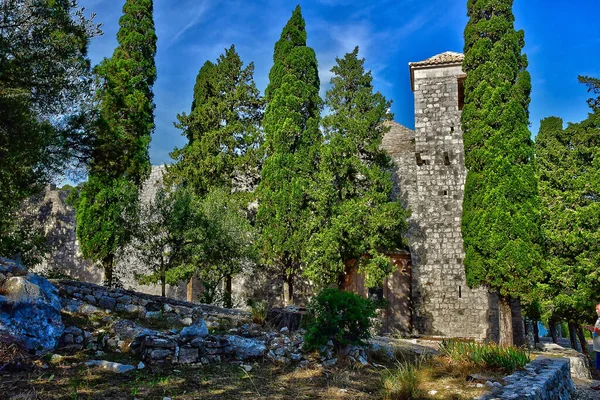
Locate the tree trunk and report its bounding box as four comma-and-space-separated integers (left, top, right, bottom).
576, 326, 590, 358
549, 323, 558, 344
161, 274, 166, 297
533, 321, 540, 344
568, 322, 581, 351
510, 298, 526, 346
224, 274, 233, 308
498, 296, 514, 347
187, 274, 195, 302
103, 255, 114, 288
283, 276, 294, 307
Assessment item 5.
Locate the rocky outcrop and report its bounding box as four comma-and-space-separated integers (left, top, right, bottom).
0, 258, 64, 353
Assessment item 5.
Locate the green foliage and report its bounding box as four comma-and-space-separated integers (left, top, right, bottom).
304, 288, 376, 351
72, 175, 139, 285
190, 189, 256, 304
535, 78, 600, 325
168, 45, 264, 197
461, 0, 542, 299
438, 339, 529, 374
0, 0, 99, 260
256, 6, 322, 302
91, 0, 157, 184
248, 299, 269, 325
75, 0, 157, 285
304, 47, 408, 288
134, 186, 199, 296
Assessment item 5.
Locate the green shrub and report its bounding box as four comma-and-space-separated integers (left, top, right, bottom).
304, 288, 376, 351
438, 339, 530, 374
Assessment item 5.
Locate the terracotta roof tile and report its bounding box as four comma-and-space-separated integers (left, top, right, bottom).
409, 51, 464, 68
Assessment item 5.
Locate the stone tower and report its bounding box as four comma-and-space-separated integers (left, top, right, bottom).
385, 52, 499, 340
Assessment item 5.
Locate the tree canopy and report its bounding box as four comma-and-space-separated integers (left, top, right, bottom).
168, 45, 264, 198
304, 47, 408, 288
0, 0, 99, 262
74, 0, 157, 286
461, 0, 542, 345
256, 5, 322, 305
536, 78, 600, 327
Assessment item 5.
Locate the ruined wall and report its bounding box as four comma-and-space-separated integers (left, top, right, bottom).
409, 64, 497, 340
28, 166, 191, 300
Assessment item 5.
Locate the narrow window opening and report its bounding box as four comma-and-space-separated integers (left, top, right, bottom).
458, 286, 462, 298
443, 151, 451, 165
450, 126, 455, 133
458, 77, 466, 110
415, 152, 424, 166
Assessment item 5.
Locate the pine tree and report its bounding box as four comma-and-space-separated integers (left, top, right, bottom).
74, 0, 157, 287
461, 0, 542, 345
256, 5, 322, 305
168, 46, 263, 196
304, 47, 408, 288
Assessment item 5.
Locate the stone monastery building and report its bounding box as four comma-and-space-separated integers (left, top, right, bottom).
31, 52, 512, 341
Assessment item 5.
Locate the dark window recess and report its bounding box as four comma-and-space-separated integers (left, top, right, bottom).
416, 152, 424, 166
458, 77, 466, 110
368, 287, 384, 302
459, 286, 462, 298
450, 126, 455, 133
439, 189, 448, 196
443, 151, 451, 165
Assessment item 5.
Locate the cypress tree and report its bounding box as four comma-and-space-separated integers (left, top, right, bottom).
461, 0, 542, 345
256, 5, 322, 305
304, 47, 408, 288
74, 0, 157, 287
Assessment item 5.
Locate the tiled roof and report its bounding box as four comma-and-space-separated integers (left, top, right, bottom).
409, 51, 464, 68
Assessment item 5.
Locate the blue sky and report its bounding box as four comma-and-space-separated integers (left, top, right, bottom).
80, 0, 600, 167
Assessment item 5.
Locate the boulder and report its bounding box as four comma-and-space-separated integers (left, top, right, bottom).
85, 360, 135, 374
224, 335, 266, 360
181, 319, 209, 339
0, 258, 63, 353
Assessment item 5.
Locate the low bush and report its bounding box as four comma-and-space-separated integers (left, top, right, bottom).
438, 339, 530, 374
303, 288, 377, 351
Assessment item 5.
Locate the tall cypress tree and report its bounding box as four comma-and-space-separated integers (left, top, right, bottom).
256, 5, 322, 305
461, 0, 542, 345
74, 0, 157, 287
304, 47, 408, 288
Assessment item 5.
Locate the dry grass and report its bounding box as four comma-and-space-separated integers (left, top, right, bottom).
380, 346, 503, 400
0, 357, 386, 399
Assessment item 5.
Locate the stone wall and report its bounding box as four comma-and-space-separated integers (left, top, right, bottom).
383, 62, 498, 340
55, 279, 251, 325
477, 357, 574, 400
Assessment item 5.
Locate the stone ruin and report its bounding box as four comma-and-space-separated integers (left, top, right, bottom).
19, 51, 528, 342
